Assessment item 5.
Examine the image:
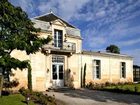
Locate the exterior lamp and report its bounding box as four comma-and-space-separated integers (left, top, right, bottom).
64, 34, 67, 42
26, 94, 30, 105
47, 69, 49, 73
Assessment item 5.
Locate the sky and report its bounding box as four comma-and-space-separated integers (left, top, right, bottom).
9, 0, 140, 65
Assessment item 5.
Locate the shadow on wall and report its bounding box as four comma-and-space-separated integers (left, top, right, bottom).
65, 69, 74, 89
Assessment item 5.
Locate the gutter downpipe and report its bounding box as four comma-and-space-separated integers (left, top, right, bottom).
80, 52, 83, 88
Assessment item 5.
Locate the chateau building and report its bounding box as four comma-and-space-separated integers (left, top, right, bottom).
11, 13, 133, 91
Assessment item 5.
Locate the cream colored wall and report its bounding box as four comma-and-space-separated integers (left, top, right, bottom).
10, 50, 49, 91
30, 52, 47, 91
66, 37, 82, 53
80, 54, 133, 84
67, 54, 81, 88
10, 50, 29, 90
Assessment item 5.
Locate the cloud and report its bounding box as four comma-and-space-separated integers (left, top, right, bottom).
9, 0, 140, 65
38, 0, 90, 21
123, 49, 140, 65
117, 38, 140, 47
109, 23, 140, 39
83, 28, 107, 50
95, 10, 106, 18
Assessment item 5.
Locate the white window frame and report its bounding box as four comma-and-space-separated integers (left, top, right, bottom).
93, 60, 101, 79
54, 29, 63, 48
120, 62, 126, 78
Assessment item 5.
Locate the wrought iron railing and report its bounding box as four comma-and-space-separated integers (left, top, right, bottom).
42, 42, 76, 52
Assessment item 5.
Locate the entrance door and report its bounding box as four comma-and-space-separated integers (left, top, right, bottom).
52, 64, 64, 87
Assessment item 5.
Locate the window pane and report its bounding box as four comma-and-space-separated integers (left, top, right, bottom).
54, 29, 62, 48
94, 60, 101, 79
96, 60, 100, 65
59, 65, 63, 73
59, 65, 63, 79
52, 65, 57, 80
59, 73, 63, 79
96, 74, 99, 78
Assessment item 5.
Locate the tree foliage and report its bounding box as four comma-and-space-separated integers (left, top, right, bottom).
0, 0, 51, 90
106, 44, 120, 54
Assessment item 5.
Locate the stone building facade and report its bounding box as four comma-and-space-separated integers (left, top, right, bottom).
10, 13, 133, 91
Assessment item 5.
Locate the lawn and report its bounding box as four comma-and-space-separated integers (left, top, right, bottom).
0, 94, 35, 105
102, 83, 140, 94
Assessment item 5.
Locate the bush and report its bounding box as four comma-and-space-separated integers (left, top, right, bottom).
2, 90, 10, 96
86, 82, 140, 95
86, 82, 106, 90
86, 82, 94, 89
3, 79, 19, 89
86, 82, 135, 90
19, 87, 56, 105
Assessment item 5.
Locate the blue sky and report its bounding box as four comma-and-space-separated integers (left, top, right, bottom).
9, 0, 140, 65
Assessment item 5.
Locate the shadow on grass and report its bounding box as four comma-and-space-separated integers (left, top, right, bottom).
21, 100, 27, 104
2, 91, 10, 96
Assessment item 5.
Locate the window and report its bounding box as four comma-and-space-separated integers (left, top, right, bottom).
121, 62, 126, 78
133, 67, 140, 81
93, 60, 101, 79
54, 29, 63, 48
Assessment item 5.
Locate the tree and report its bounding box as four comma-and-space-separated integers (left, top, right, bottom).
83, 63, 86, 88
0, 0, 51, 90
106, 45, 120, 54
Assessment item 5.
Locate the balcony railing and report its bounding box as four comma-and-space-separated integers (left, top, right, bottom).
42, 42, 76, 52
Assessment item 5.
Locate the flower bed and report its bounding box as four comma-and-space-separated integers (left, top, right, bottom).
19, 87, 56, 105
86, 82, 140, 94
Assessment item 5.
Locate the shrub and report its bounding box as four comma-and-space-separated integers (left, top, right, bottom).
19, 87, 31, 96
86, 82, 94, 89
134, 86, 139, 93
3, 79, 19, 89
86, 82, 106, 90
19, 88, 56, 105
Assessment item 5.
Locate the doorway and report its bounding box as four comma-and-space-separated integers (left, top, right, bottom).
52, 56, 64, 87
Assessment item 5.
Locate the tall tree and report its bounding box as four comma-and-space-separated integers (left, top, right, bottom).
83, 63, 86, 88
106, 45, 120, 54
0, 0, 51, 90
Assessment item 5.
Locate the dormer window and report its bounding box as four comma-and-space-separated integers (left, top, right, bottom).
54, 29, 63, 48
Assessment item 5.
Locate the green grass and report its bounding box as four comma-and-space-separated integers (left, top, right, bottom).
0, 94, 35, 105
103, 83, 140, 94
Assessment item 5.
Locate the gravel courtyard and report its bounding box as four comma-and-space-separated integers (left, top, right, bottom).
47, 88, 140, 105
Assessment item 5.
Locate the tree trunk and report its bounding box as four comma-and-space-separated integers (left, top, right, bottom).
0, 76, 4, 97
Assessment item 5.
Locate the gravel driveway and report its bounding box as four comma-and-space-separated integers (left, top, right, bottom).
46, 88, 140, 105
